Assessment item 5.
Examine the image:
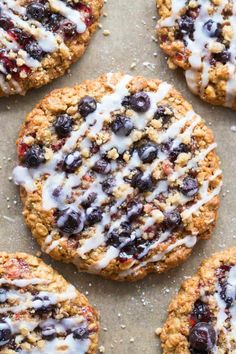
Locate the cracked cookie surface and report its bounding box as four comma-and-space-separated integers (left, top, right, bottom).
0, 252, 99, 353
160, 247, 236, 354
0, 0, 103, 97
13, 73, 222, 281
157, 0, 236, 109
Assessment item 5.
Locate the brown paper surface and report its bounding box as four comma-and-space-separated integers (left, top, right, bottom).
0, 1, 235, 353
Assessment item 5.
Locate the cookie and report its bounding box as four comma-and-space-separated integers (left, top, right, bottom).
0, 252, 99, 353
0, 0, 103, 97
12, 73, 222, 281
159, 247, 236, 354
157, 0, 236, 109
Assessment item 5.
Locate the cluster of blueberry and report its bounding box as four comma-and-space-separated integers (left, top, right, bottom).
0, 287, 90, 349
177, 9, 231, 65
18, 89, 200, 262
0, 1, 92, 77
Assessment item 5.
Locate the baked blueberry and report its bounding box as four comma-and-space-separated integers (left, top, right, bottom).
9, 28, 31, 46
41, 324, 56, 341
164, 210, 182, 230
138, 142, 158, 163
25, 42, 44, 61
219, 283, 234, 308
86, 207, 103, 225
111, 115, 134, 136
106, 230, 121, 248
119, 222, 132, 239
101, 177, 115, 194
119, 238, 150, 261
46, 13, 62, 31
203, 20, 221, 38
32, 295, 54, 314
0, 15, 13, 31
60, 19, 77, 37
63, 150, 82, 172
154, 105, 173, 123
131, 171, 153, 192
81, 193, 97, 208
130, 92, 151, 112
93, 159, 111, 175
178, 15, 194, 37
0, 319, 12, 346
119, 241, 137, 259
57, 208, 85, 234
191, 300, 212, 324
121, 95, 130, 107
73, 327, 89, 340
24, 145, 45, 168
54, 114, 73, 138
106, 223, 131, 248
169, 143, 190, 162
212, 50, 231, 64
189, 322, 216, 352
180, 176, 199, 197
127, 202, 143, 221
78, 96, 97, 117
26, 2, 46, 21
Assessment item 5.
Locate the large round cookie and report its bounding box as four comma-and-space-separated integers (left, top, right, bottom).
157, 0, 236, 109
13, 73, 222, 281
0, 0, 103, 97
160, 247, 236, 354
0, 252, 99, 353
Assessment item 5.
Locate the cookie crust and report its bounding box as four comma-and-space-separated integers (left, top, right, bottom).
160, 247, 236, 354
13, 73, 222, 281
0, 0, 103, 97
157, 0, 236, 109
0, 252, 99, 353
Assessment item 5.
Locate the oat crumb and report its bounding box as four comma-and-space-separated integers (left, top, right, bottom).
99, 345, 105, 353
155, 327, 162, 336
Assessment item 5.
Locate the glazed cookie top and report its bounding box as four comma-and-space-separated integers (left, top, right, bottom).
0, 0, 103, 96
157, 0, 236, 108
160, 247, 236, 354
13, 73, 222, 281
0, 252, 99, 353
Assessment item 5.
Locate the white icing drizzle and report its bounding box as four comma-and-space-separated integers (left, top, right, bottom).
159, 0, 236, 107
119, 235, 197, 278
211, 265, 236, 353
49, 0, 86, 33
0, 0, 90, 93
13, 73, 221, 276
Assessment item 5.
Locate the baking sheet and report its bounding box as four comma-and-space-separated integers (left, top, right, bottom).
0, 0, 236, 353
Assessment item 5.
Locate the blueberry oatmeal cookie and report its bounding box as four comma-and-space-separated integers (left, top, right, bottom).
0, 0, 103, 97
13, 73, 222, 281
159, 247, 236, 354
157, 0, 236, 109
0, 252, 99, 353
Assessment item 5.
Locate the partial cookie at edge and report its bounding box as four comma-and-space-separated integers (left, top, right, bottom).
0, 252, 99, 353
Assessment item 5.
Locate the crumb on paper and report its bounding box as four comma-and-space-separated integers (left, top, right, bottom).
231, 125, 236, 132
155, 327, 162, 336
103, 29, 110, 36
130, 62, 137, 70
99, 345, 105, 353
